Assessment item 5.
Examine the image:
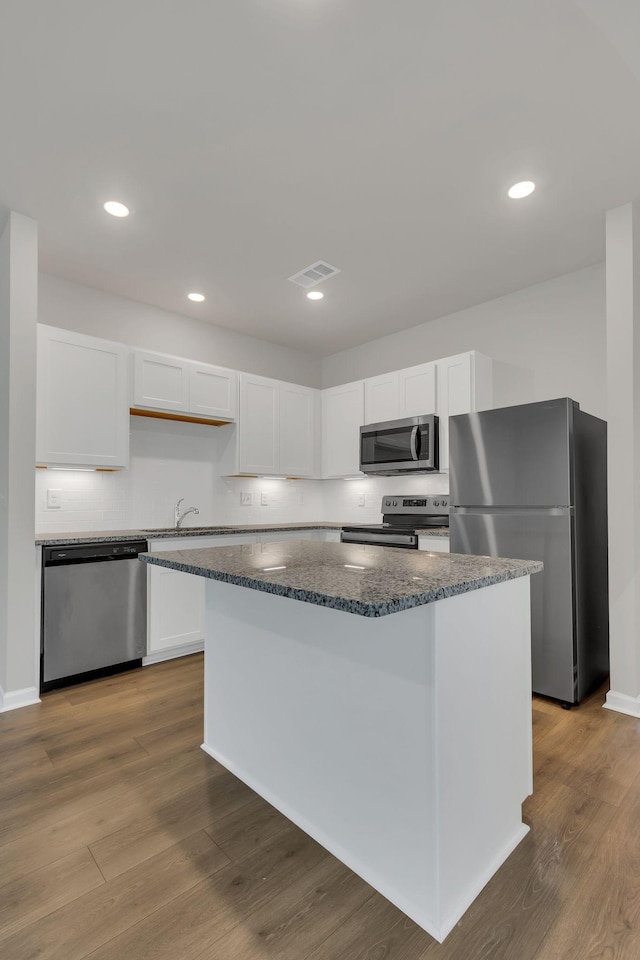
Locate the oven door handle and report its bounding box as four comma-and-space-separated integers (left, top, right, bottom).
341, 531, 418, 548
410, 425, 420, 461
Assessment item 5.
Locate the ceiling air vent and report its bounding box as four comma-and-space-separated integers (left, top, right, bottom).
288, 260, 341, 289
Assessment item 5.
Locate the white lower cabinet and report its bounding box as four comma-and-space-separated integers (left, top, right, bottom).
146, 529, 332, 662
258, 531, 319, 543
257, 529, 343, 544
320, 529, 341, 542
145, 535, 256, 662
418, 536, 450, 553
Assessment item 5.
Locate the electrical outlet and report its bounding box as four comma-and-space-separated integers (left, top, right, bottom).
357, 494, 366, 507
46, 488, 62, 510
240, 491, 252, 506
261, 491, 269, 506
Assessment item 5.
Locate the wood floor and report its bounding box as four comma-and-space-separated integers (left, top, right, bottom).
1, 656, 640, 960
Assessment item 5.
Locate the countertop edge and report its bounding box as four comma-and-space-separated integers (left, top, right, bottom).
139, 551, 543, 618
35, 522, 451, 546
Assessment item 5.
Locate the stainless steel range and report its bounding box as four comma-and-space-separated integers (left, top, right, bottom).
341, 495, 449, 549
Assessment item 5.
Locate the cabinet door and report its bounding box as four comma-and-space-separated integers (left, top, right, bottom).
36, 325, 129, 468
418, 536, 450, 553
147, 564, 204, 652
147, 535, 256, 656
320, 530, 341, 542
189, 364, 237, 421
279, 383, 318, 477
321, 382, 365, 478
239, 374, 280, 474
436, 353, 473, 472
258, 531, 316, 543
398, 362, 436, 418
133, 351, 189, 412
363, 373, 399, 425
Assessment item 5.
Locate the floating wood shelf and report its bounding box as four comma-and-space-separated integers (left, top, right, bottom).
130, 408, 233, 427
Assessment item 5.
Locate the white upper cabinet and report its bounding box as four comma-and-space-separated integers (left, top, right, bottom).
398, 362, 437, 418
436, 351, 492, 471
236, 374, 318, 477
239, 374, 280, 475
361, 354, 491, 473
279, 382, 318, 478
189, 362, 237, 421
133, 351, 189, 412
132, 349, 237, 421
36, 325, 129, 468
321, 381, 365, 478
364, 372, 400, 424
363, 362, 436, 425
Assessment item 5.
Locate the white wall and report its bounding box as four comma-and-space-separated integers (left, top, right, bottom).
322, 265, 606, 419
34, 263, 607, 538
39, 273, 322, 388
35, 416, 325, 533
0, 212, 38, 710
604, 202, 640, 715
35, 414, 453, 534
322, 474, 450, 525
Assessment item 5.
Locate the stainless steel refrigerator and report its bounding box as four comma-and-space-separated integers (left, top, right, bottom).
449, 397, 609, 706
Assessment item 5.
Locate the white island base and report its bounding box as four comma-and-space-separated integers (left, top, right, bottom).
202, 576, 533, 942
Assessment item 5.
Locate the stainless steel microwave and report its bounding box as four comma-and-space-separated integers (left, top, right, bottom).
359, 414, 439, 475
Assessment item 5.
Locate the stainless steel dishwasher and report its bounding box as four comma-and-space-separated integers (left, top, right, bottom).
41, 540, 148, 692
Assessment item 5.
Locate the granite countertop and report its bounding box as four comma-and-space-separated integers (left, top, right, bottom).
35, 522, 355, 546
35, 522, 451, 546
139, 540, 542, 618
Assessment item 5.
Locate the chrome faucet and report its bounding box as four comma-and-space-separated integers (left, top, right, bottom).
175, 498, 200, 529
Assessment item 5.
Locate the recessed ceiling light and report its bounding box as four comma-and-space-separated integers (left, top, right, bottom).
103, 200, 130, 217
508, 181, 536, 200
307, 291, 324, 300
188, 292, 205, 302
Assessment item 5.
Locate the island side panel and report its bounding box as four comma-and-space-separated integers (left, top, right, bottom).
202, 580, 441, 938
434, 575, 533, 939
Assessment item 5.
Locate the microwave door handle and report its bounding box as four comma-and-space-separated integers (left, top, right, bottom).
410, 425, 420, 461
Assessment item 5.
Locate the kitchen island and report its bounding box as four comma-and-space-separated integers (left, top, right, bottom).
140, 541, 542, 942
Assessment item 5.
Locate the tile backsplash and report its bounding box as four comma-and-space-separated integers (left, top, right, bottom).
35, 417, 450, 533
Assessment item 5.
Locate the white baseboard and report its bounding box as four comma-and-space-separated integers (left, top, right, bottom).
603, 689, 640, 718
0, 684, 41, 712
142, 639, 204, 666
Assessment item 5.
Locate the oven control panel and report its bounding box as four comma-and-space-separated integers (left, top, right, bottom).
381, 495, 449, 515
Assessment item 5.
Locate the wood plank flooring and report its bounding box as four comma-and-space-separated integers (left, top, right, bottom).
1, 654, 639, 959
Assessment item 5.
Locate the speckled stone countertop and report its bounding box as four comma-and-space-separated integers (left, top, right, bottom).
35, 522, 355, 546
35, 522, 450, 546
139, 541, 541, 618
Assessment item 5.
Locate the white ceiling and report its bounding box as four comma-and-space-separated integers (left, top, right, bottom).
2, 0, 640, 355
